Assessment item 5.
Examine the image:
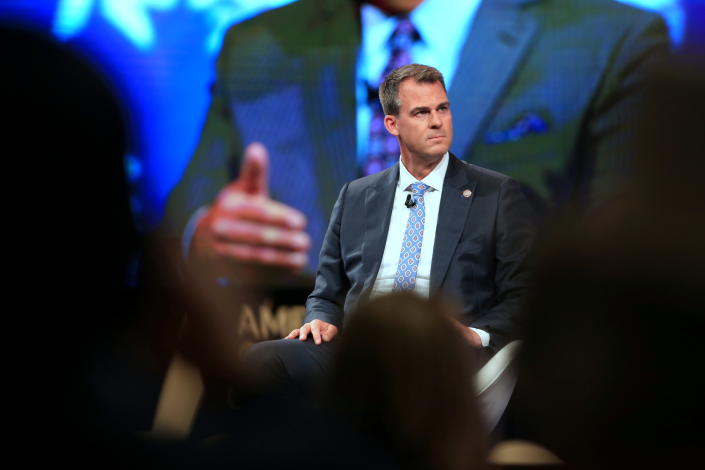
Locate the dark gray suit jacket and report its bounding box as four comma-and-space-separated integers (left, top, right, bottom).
305, 155, 536, 353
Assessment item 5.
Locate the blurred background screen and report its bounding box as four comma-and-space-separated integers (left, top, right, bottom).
0, 0, 699, 232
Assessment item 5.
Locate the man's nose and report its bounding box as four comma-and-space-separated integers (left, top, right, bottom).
429, 111, 442, 128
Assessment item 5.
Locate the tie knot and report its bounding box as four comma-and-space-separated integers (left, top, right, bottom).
389, 17, 419, 50
411, 182, 430, 196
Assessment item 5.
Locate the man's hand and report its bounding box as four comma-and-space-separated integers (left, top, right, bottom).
450, 318, 482, 348
286, 319, 338, 345
190, 142, 311, 275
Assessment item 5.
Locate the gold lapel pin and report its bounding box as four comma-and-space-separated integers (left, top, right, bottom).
462, 189, 472, 198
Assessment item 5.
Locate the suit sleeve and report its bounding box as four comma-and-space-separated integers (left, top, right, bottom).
471, 178, 536, 352
587, 9, 670, 206
158, 27, 243, 238
304, 183, 351, 327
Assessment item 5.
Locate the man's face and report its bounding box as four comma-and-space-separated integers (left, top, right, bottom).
384, 79, 453, 162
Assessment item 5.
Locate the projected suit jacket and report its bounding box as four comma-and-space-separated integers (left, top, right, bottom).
162, 0, 669, 273
304, 155, 535, 353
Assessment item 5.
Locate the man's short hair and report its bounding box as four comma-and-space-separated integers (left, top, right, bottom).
379, 64, 447, 116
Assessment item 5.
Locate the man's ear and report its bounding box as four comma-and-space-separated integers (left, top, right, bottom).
384, 115, 399, 136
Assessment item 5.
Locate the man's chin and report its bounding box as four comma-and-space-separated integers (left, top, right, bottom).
403, 144, 450, 163
423, 145, 450, 160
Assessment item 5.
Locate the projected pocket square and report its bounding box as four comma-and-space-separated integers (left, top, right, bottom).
484, 112, 549, 144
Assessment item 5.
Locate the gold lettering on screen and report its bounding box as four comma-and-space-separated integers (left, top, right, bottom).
238, 301, 306, 341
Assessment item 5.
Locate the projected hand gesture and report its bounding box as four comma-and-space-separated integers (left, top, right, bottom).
191, 142, 310, 276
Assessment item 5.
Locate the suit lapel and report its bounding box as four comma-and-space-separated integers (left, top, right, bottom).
363, 166, 399, 291
449, 0, 540, 159
430, 155, 477, 293
301, 0, 360, 210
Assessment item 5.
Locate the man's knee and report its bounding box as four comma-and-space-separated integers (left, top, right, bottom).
242, 339, 331, 390
242, 339, 293, 384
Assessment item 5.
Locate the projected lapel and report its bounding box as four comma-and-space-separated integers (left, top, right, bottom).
449, 0, 540, 159
300, 0, 360, 210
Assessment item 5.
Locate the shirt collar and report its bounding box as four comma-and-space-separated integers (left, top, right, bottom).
361, 0, 482, 53
398, 152, 449, 192
359, 0, 483, 87
410, 0, 482, 57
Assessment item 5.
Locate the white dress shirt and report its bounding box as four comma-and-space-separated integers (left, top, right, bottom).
370, 153, 490, 347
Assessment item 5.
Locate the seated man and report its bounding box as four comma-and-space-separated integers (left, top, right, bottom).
246, 64, 536, 389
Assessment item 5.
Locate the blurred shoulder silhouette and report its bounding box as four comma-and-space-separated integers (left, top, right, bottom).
515, 56, 705, 469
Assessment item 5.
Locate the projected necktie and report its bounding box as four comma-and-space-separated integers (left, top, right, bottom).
363, 18, 419, 176
393, 182, 430, 291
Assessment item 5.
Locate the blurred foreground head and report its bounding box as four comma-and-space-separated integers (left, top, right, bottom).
3, 26, 135, 296
516, 58, 705, 468
328, 292, 487, 470
1, 23, 157, 461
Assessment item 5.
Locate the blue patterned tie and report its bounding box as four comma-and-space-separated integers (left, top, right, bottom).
363, 18, 419, 176
393, 182, 431, 291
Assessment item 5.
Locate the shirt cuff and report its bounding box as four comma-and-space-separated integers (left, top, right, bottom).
182, 206, 210, 259
470, 327, 490, 348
